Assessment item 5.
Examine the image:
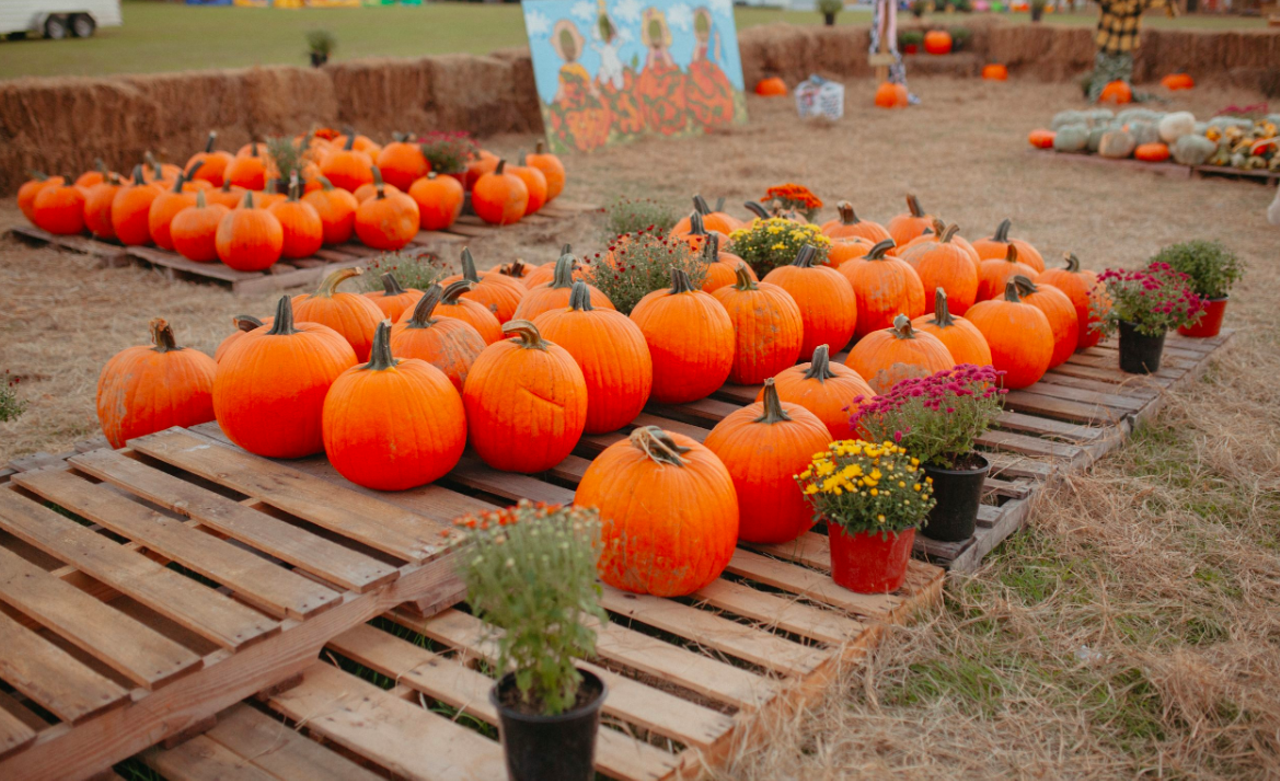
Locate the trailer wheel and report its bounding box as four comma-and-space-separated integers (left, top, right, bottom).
70, 14, 96, 38
44, 15, 69, 40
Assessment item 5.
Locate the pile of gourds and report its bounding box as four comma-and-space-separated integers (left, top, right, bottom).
1029, 108, 1280, 172
17, 130, 568, 272
94, 193, 1100, 599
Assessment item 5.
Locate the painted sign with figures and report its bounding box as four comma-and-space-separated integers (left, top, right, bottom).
522, 0, 748, 153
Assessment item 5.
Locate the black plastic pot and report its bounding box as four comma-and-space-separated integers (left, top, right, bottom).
921, 454, 989, 542
824, 12, 836, 25
1118, 321, 1166, 374
310, 52, 328, 68
1030, 6, 1044, 21
491, 669, 606, 781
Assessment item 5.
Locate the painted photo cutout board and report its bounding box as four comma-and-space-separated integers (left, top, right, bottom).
523, 0, 749, 153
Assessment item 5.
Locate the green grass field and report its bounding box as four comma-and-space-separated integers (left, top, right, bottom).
0, 0, 1264, 80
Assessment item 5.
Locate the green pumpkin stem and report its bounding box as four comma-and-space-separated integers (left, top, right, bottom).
232, 314, 263, 333
181, 160, 204, 187
94, 158, 108, 176
500, 259, 527, 279
669, 268, 697, 294
220, 177, 235, 194
535, 140, 547, 155
630, 425, 690, 467
866, 238, 897, 260
249, 143, 260, 158
195, 189, 208, 209
460, 247, 480, 283
560, 242, 573, 257
240, 190, 256, 209
494, 159, 507, 176
732, 263, 758, 290
701, 233, 720, 263
377, 273, 404, 298
550, 252, 576, 289
144, 151, 163, 180
891, 313, 918, 339
802, 344, 837, 381
148, 318, 182, 353
317, 175, 335, 191
743, 201, 770, 220
932, 288, 955, 327
503, 319, 548, 350
406, 285, 444, 328
715, 196, 726, 212
1063, 252, 1081, 272
204, 131, 218, 154
266, 296, 299, 336
692, 194, 712, 216
992, 218, 1012, 243
836, 200, 860, 225
442, 279, 473, 303
371, 165, 385, 200
906, 194, 925, 218
568, 280, 595, 312
343, 132, 356, 151
27, 171, 49, 182
129, 164, 145, 186
314, 266, 363, 298
754, 378, 792, 425
792, 245, 819, 268
1003, 279, 1025, 303
364, 321, 398, 372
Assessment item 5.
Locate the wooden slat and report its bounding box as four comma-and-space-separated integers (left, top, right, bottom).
994, 410, 1105, 442
0, 700, 36, 760
205, 704, 384, 781
725, 548, 904, 619
1002, 390, 1125, 425
442, 454, 576, 505
1037, 372, 1162, 401
1017, 381, 1148, 413
1050, 361, 1176, 388
0, 545, 202, 689
144, 734, 280, 781
13, 468, 340, 621
127, 247, 261, 282
268, 662, 507, 781
128, 428, 452, 562
69, 449, 398, 592
977, 429, 1088, 463
0, 489, 277, 650
647, 398, 739, 428
693, 578, 865, 646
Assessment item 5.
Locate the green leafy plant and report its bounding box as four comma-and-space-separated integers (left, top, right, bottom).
1093, 263, 1205, 337
950, 27, 973, 50
899, 30, 925, 48
818, 0, 844, 16
266, 135, 304, 189
727, 218, 830, 278
910, 0, 928, 18
306, 29, 337, 57
601, 196, 678, 239
417, 131, 479, 175
362, 250, 448, 292
448, 501, 607, 715
1149, 240, 1244, 300
796, 440, 936, 537
0, 371, 25, 423
584, 227, 708, 315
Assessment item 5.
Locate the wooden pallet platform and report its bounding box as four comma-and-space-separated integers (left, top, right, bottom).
1030, 148, 1280, 186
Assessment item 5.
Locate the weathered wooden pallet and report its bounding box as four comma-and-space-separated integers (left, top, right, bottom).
1030, 148, 1280, 186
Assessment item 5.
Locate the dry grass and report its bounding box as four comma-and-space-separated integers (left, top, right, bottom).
2, 75, 1279, 778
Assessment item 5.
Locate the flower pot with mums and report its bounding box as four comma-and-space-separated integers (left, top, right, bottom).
728, 217, 831, 283
445, 501, 609, 781
796, 440, 935, 593
1093, 263, 1204, 374
850, 364, 1006, 543
1149, 240, 1244, 339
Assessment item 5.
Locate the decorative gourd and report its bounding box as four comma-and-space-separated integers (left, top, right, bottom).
186, 132, 234, 187
763, 344, 876, 441
111, 167, 163, 246
982, 64, 1009, 81
354, 166, 420, 251
977, 244, 1038, 302
508, 159, 548, 216
389, 285, 486, 393
1034, 253, 1102, 351
31, 177, 85, 236
887, 194, 933, 247
472, 160, 529, 226
19, 173, 63, 222
1127, 121, 1159, 146
845, 314, 956, 394
822, 201, 891, 243
215, 192, 284, 271
1134, 142, 1171, 163
319, 134, 375, 192
699, 235, 756, 293
838, 238, 925, 338
629, 268, 734, 404
911, 288, 993, 368
512, 251, 614, 321
410, 280, 504, 345
1028, 128, 1056, 149
1053, 124, 1090, 153
303, 176, 359, 246
463, 320, 587, 473
322, 321, 466, 491
1011, 275, 1078, 369
214, 314, 268, 363
532, 281, 653, 434
764, 245, 858, 357
1158, 111, 1196, 143
97, 318, 218, 449
911, 223, 980, 316
970, 217, 1045, 273
756, 76, 788, 96
408, 172, 465, 231
923, 29, 952, 55
1099, 80, 1133, 105
364, 273, 423, 321
524, 141, 565, 202
705, 379, 831, 544
439, 247, 527, 324
1172, 134, 1216, 166
292, 267, 384, 361
874, 81, 909, 109
713, 264, 804, 385
214, 296, 358, 458
964, 280, 1054, 389
171, 190, 230, 263
374, 137, 430, 191
83, 174, 124, 240
575, 426, 738, 597
224, 143, 267, 191
1098, 130, 1137, 159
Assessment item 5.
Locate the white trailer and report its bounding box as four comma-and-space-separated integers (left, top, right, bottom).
0, 0, 122, 41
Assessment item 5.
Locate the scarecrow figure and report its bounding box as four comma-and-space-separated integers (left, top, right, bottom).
1086, 0, 1178, 102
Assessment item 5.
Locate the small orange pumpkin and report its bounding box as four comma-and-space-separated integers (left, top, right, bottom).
83, 173, 125, 240
763, 344, 877, 441
845, 314, 956, 394
964, 279, 1054, 389
821, 200, 891, 244
508, 159, 548, 217
1028, 128, 1056, 149
982, 64, 1009, 81
699, 235, 755, 293
364, 272, 423, 322
408, 172, 465, 232
111, 167, 164, 246
407, 279, 504, 345
440, 247, 527, 324
886, 194, 933, 248
1134, 142, 1171, 162
977, 243, 1039, 302
206, 178, 246, 210
911, 223, 980, 316
267, 176, 324, 260
186, 131, 235, 187
911, 288, 993, 368
755, 76, 788, 96
147, 165, 202, 251
1035, 252, 1102, 351
512, 252, 614, 322
472, 160, 529, 226
319, 133, 375, 193
374, 136, 430, 191
224, 143, 267, 190
303, 176, 360, 246
1161, 72, 1194, 91
389, 284, 487, 394
874, 81, 910, 109
1012, 275, 1078, 369
292, 267, 385, 362
524, 141, 566, 202
354, 166, 420, 251
31, 177, 86, 236
19, 172, 64, 223
970, 218, 1045, 273
1098, 80, 1133, 105
838, 238, 925, 339
215, 192, 283, 271
171, 190, 230, 263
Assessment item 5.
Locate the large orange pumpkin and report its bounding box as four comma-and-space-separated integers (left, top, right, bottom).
408, 280, 504, 345
575, 426, 738, 597
462, 320, 588, 473
512, 252, 614, 322
292, 267, 384, 362
171, 190, 229, 263
31, 178, 86, 236
389, 284, 487, 393
763, 245, 858, 358
845, 314, 956, 394
524, 141, 565, 202
111, 168, 163, 246
215, 192, 283, 272
838, 238, 926, 339
887, 194, 933, 247
96, 318, 217, 449
303, 176, 360, 246
910, 223, 980, 316
912, 288, 993, 368
440, 247, 527, 324
408, 172, 465, 232
1012, 275, 1078, 369
964, 280, 1054, 389
970, 218, 1045, 273
763, 344, 876, 441
374, 137, 430, 192
321, 321, 466, 491
714, 264, 804, 385
364, 272, 423, 322
83, 173, 124, 240
472, 160, 529, 226
1035, 252, 1102, 350
977, 243, 1039, 302
630, 268, 735, 404
186, 131, 234, 188
268, 177, 324, 260
532, 281, 653, 434
354, 166, 420, 251
213, 296, 358, 458
821, 201, 891, 244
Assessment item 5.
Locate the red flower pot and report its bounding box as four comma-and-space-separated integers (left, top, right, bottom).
1177, 296, 1227, 338
903, 44, 919, 54
827, 523, 915, 593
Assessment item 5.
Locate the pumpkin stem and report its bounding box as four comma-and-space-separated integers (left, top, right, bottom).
792, 245, 818, 268
743, 201, 770, 220
129, 164, 145, 186
732, 263, 758, 291
426, 171, 438, 182
405, 285, 443, 328
148, 318, 182, 353
442, 279, 473, 303
891, 313, 917, 339
931, 288, 955, 327
144, 151, 163, 180
182, 160, 204, 187
460, 247, 480, 283
802, 344, 837, 381
204, 131, 217, 154
535, 140, 546, 155
836, 200, 859, 225
1062, 252, 1081, 272
317, 175, 336, 192
715, 196, 726, 212
1011, 274, 1038, 296
1004, 243, 1019, 265
250, 143, 260, 158
568, 280, 595, 312
220, 177, 235, 194
629, 426, 690, 467
343, 132, 356, 152
669, 268, 697, 295
379, 272, 406, 297
692, 194, 712, 216
363, 321, 398, 372
866, 238, 896, 260
266, 296, 299, 336
701, 233, 721, 262
314, 266, 363, 298
195, 189, 208, 209
550, 252, 576, 289
494, 159, 507, 176
906, 194, 925, 219
240, 190, 255, 209
28, 171, 49, 182
560, 243, 572, 257
688, 211, 707, 237
94, 158, 108, 176
371, 165, 386, 200
1003, 279, 1024, 304
232, 314, 263, 334
754, 378, 793, 425
499, 259, 527, 278
992, 218, 1012, 243
940, 223, 960, 244
503, 319, 548, 351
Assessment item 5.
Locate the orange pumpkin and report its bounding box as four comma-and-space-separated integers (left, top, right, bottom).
141, 152, 181, 185
911, 224, 980, 316
267, 177, 324, 260
1035, 252, 1102, 350
186, 131, 234, 187
147, 170, 200, 251
408, 172, 465, 232
532, 281, 653, 434
838, 239, 926, 339
982, 64, 1009, 81
845, 314, 956, 394
899, 218, 982, 275
351, 180, 403, 204
215, 314, 271, 363
1012, 275, 1078, 369
18, 173, 64, 223
463, 320, 588, 473
292, 267, 384, 362
923, 29, 952, 55
700, 236, 755, 293
465, 150, 500, 191
821, 200, 891, 244
1098, 80, 1133, 105
764, 245, 859, 358
911, 288, 993, 368
303, 176, 360, 246
575, 426, 738, 597
1134, 142, 1171, 162
713, 264, 804, 385
171, 190, 230, 263
970, 218, 1045, 273
763, 344, 877, 441
374, 137, 430, 191
827, 236, 878, 268
524, 141, 565, 202
96, 318, 218, 449
408, 280, 504, 345
83, 174, 124, 240
508, 160, 548, 217
364, 272, 423, 322
670, 195, 742, 237
215, 192, 283, 271
705, 379, 832, 544
512, 252, 614, 321
390, 284, 487, 394
214, 296, 357, 458
977, 243, 1039, 302
1161, 72, 1194, 91
31, 178, 86, 236
322, 321, 466, 491
111, 167, 163, 246
629, 268, 735, 404
755, 76, 788, 96
74, 160, 113, 189
886, 194, 933, 248
319, 134, 375, 192
964, 280, 1054, 389
440, 247, 527, 324
1028, 129, 1056, 149
874, 81, 910, 109
224, 143, 267, 191
472, 160, 529, 226
354, 166, 420, 251
206, 178, 247, 210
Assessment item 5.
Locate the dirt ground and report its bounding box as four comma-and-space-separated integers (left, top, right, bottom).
2, 76, 1278, 778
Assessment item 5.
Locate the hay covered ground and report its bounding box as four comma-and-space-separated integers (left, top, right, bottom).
2, 76, 1279, 778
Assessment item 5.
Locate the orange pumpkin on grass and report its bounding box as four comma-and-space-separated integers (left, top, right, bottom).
977, 243, 1039, 302
319, 133, 375, 193
322, 321, 466, 492
186, 131, 234, 187
171, 190, 230, 263
97, 318, 217, 449
821, 200, 891, 243
19, 173, 64, 222
524, 141, 565, 202
964, 279, 1054, 389
303, 176, 359, 245
756, 76, 787, 96
910, 223, 980, 316
846, 314, 956, 394
713, 264, 804, 385
887, 194, 933, 248
111, 167, 163, 246
31, 177, 86, 236
390, 284, 487, 393
982, 64, 1009, 81
1012, 275, 1078, 369
440, 247, 527, 324
215, 192, 283, 271
764, 244, 859, 357
629, 268, 734, 404
354, 166, 420, 251
838, 238, 925, 338
512, 252, 614, 321
268, 177, 324, 260
374, 135, 430, 191
1035, 252, 1103, 350
971, 218, 1045, 273
410, 280, 504, 345
763, 344, 877, 441
408, 172, 464, 232
364, 272, 423, 322
472, 160, 529, 226
912, 288, 993, 368
292, 267, 384, 361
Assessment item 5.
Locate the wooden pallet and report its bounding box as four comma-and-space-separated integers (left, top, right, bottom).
1030, 149, 1280, 186
7, 200, 598, 296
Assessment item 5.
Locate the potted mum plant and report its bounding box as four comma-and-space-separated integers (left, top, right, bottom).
419, 130, 479, 184
851, 365, 1006, 543
305, 29, 336, 68
899, 30, 925, 54
1149, 240, 1244, 339
818, 0, 843, 26
796, 440, 935, 593
584, 226, 706, 315
1093, 262, 1204, 374
449, 500, 609, 781
729, 217, 830, 278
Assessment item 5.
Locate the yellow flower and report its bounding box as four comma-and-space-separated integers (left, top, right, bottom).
877, 515, 886, 523
771, 243, 786, 251
913, 483, 922, 491
804, 484, 819, 495
898, 481, 906, 488
870, 488, 878, 496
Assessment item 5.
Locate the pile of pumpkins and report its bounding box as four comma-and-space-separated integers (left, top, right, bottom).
16, 130, 568, 272
94, 193, 1100, 599
1029, 107, 1280, 172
